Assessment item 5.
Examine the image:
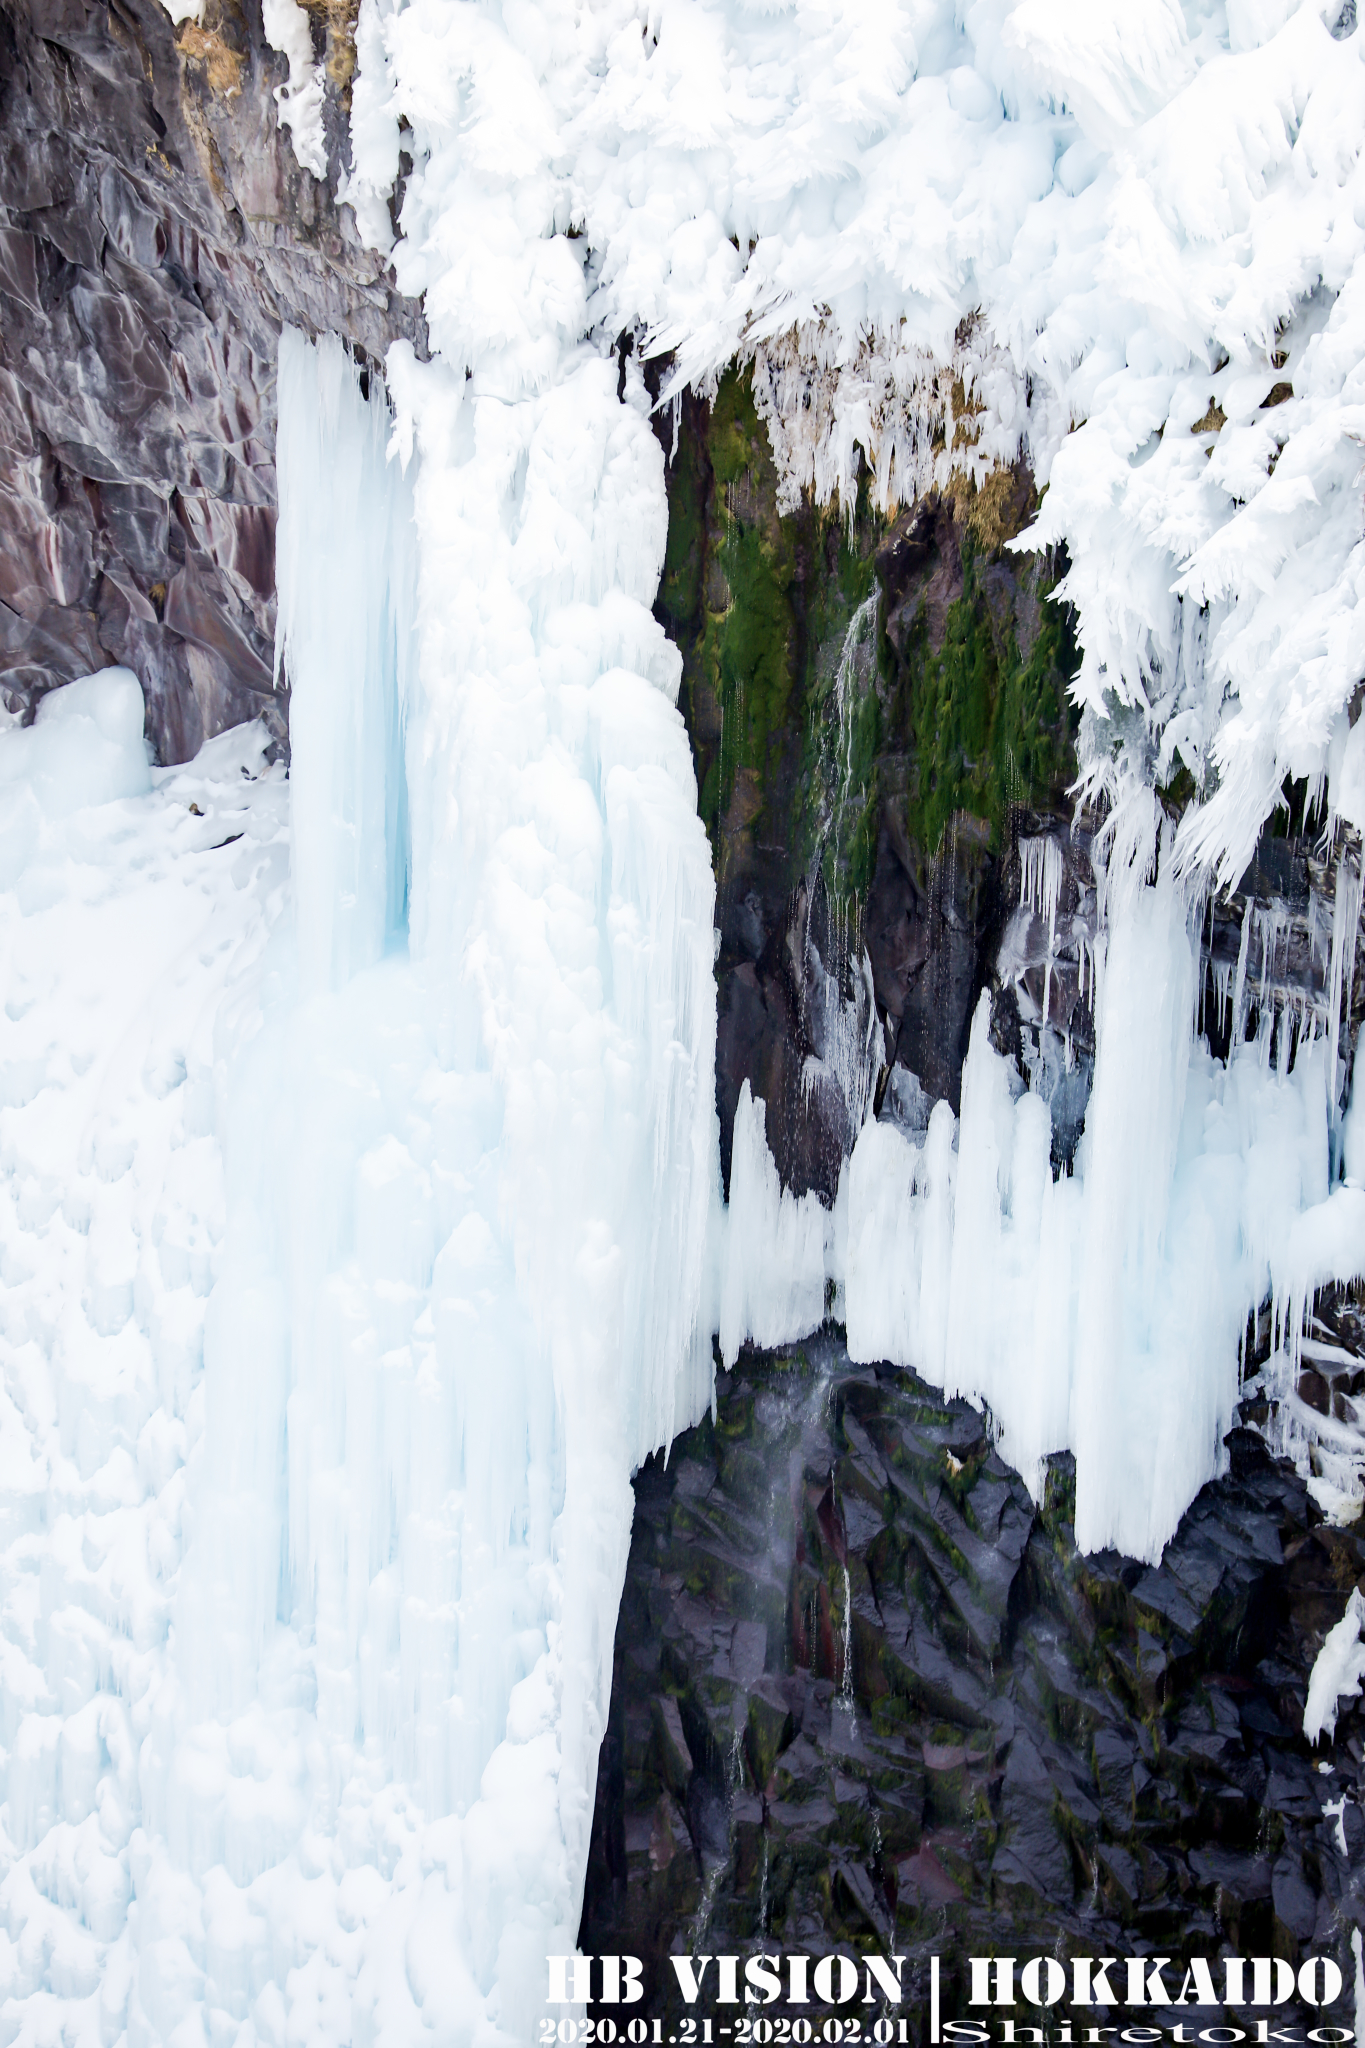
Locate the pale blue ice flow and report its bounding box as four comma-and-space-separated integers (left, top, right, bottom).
276, 331, 418, 987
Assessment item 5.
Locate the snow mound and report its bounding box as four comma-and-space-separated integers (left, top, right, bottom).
0, 670, 151, 875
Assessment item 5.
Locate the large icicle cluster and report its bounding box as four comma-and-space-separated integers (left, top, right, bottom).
720, 873, 1364, 1561
565, 0, 1365, 887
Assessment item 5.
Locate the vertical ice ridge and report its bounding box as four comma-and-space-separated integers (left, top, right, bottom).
1021, 833, 1064, 1028
247, 327, 715, 2032
276, 331, 418, 995
1329, 848, 1363, 1115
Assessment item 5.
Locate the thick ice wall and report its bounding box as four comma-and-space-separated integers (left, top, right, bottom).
0, 312, 715, 2036
183, 304, 715, 2033
375, 333, 718, 2029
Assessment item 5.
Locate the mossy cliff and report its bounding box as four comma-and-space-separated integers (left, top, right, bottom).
655, 367, 1081, 1188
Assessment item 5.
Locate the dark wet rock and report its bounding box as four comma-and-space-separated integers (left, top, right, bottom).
652, 1695, 694, 1798
0, 0, 423, 761
745, 1679, 796, 1789
717, 867, 881, 1200
656, 370, 1085, 1186
581, 1334, 1365, 2030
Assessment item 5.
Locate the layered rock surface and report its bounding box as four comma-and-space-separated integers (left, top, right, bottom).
0, 0, 422, 762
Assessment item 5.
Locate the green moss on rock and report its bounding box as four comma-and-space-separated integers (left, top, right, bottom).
898, 539, 1078, 858
658, 364, 1080, 942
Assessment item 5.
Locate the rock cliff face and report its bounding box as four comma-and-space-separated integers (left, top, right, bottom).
0, 0, 422, 763
580, 1330, 1365, 2025
658, 373, 1081, 1198
659, 370, 1364, 1196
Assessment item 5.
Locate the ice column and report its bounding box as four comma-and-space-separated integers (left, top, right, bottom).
366, 335, 719, 2036
275, 328, 418, 992
1071, 873, 1204, 1553
170, 337, 423, 1736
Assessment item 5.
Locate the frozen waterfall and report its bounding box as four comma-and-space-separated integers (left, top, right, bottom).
228, 329, 718, 2036
11, 0, 1365, 2033
0, 331, 717, 2038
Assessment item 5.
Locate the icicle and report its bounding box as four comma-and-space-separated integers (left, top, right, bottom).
1231, 896, 1253, 1048
275, 328, 418, 993
1327, 844, 1362, 1117
840, 1559, 854, 1703
1021, 833, 1063, 1026
1254, 902, 1291, 1015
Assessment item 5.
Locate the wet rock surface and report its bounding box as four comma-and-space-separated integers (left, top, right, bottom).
580, 1334, 1365, 2031
657, 371, 1084, 1191
0, 0, 422, 761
